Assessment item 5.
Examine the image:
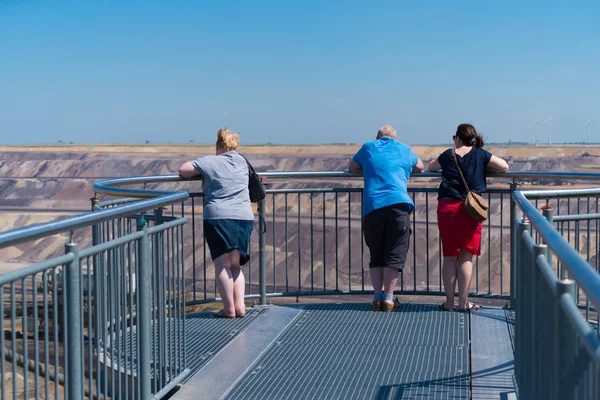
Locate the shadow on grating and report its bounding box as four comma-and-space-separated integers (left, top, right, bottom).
184, 307, 266, 380
225, 303, 470, 400
504, 309, 515, 353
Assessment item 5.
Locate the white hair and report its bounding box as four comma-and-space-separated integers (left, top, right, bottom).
377, 125, 397, 139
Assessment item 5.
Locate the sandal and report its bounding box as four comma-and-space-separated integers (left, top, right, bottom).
236, 311, 246, 318
438, 302, 453, 312
214, 309, 235, 319
456, 302, 482, 312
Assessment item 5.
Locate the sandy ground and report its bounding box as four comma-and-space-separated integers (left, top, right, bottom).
0, 143, 597, 400
0, 260, 30, 274
3, 143, 600, 158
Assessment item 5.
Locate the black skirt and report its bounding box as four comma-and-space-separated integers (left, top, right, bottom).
203, 219, 253, 265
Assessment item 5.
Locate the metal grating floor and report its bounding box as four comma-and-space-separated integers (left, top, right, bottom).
101, 318, 184, 377
224, 303, 470, 400
184, 308, 266, 379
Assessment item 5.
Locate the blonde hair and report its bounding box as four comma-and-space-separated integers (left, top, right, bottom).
216, 127, 240, 151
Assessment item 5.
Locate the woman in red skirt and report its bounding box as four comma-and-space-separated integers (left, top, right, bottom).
428, 124, 509, 311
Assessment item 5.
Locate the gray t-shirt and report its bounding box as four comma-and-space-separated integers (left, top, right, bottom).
192, 151, 254, 221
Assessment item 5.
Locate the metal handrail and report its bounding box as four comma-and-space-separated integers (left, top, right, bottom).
257, 170, 600, 181
3, 169, 600, 399
0, 191, 189, 248
513, 189, 600, 309
91, 170, 600, 308
5, 170, 600, 303
514, 187, 600, 199
91, 170, 600, 198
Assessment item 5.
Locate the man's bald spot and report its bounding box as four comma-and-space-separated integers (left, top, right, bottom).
377, 125, 397, 140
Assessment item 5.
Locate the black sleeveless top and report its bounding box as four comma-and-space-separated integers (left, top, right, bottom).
437, 147, 492, 200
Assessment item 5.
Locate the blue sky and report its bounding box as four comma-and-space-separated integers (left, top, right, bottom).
0, 1, 598, 145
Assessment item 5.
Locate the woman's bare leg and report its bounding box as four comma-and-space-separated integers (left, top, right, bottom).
457, 249, 474, 310
229, 250, 246, 316
214, 253, 235, 317
442, 256, 458, 309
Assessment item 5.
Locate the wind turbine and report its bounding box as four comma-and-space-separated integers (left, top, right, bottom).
586, 119, 591, 144
534, 119, 539, 145
548, 117, 552, 145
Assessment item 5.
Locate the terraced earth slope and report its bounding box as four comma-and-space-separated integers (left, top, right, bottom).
1, 144, 600, 296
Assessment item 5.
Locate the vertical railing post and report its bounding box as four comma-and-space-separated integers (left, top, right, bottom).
137, 217, 152, 399
510, 180, 518, 308
542, 204, 554, 271
531, 243, 547, 400
258, 198, 267, 305
65, 241, 83, 400
516, 218, 530, 398
555, 279, 575, 400
90, 197, 104, 345
90, 197, 100, 212
154, 207, 166, 386
90, 197, 101, 249
514, 220, 521, 387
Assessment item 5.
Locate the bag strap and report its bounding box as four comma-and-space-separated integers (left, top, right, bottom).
238, 153, 256, 174
238, 153, 267, 234
452, 148, 471, 193
256, 213, 267, 234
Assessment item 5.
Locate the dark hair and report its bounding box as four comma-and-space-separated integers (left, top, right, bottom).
456, 123, 484, 148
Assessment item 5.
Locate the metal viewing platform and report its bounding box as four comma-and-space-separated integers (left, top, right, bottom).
0, 171, 599, 399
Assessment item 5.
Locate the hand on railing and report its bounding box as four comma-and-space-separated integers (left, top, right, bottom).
177, 174, 203, 181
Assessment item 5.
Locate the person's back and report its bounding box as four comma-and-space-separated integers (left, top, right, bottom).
177, 127, 255, 319
355, 136, 419, 216
437, 146, 491, 200
349, 125, 424, 313
193, 151, 253, 221
427, 123, 508, 312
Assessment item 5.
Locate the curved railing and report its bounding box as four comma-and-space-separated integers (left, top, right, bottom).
91, 170, 600, 305
94, 171, 519, 303
0, 191, 188, 248
92, 170, 600, 196
2, 170, 600, 399
0, 187, 190, 399
512, 188, 600, 398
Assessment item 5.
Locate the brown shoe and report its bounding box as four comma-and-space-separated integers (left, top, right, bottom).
371, 300, 383, 311
382, 298, 402, 312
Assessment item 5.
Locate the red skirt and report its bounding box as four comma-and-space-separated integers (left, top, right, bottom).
437, 199, 483, 257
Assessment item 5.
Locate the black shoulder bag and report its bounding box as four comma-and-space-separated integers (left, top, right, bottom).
239, 154, 267, 233
239, 154, 266, 203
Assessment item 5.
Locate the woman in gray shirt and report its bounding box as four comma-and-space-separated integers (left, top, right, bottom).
178, 128, 254, 318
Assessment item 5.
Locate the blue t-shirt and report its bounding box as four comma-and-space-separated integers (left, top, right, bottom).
437, 147, 492, 200
353, 137, 419, 216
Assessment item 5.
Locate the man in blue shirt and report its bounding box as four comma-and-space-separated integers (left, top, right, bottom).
349, 125, 424, 311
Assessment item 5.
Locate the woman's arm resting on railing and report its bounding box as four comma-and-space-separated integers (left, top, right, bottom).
428, 158, 441, 172
487, 155, 509, 173
178, 162, 200, 178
